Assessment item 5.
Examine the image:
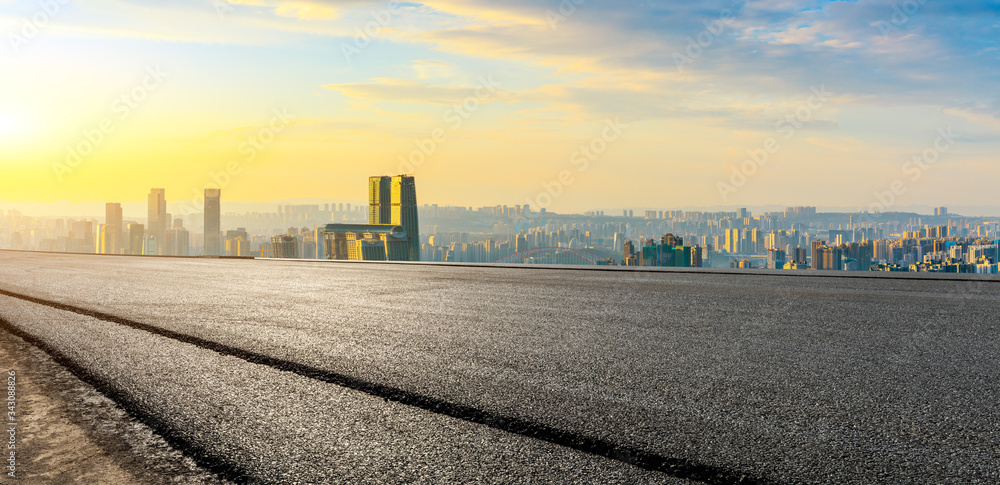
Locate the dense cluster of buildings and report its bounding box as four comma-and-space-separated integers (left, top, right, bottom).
3, 194, 1000, 273
623, 234, 703, 267
619, 208, 1000, 273
0, 175, 420, 261
417, 207, 622, 264
92, 187, 217, 257
265, 175, 420, 261
271, 175, 420, 261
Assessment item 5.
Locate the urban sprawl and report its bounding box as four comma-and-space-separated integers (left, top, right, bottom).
2, 179, 999, 273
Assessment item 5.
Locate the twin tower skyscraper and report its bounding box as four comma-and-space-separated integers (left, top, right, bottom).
367, 175, 420, 261
322, 175, 419, 261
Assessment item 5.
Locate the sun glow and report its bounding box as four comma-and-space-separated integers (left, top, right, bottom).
0, 113, 33, 143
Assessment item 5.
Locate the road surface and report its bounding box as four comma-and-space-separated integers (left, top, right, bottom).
1, 251, 998, 484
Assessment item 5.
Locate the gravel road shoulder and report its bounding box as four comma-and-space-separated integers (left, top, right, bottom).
0, 326, 227, 484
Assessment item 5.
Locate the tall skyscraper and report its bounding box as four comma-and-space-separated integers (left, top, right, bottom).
811, 240, 827, 270
96, 224, 113, 255
104, 202, 122, 255
163, 228, 178, 256
390, 175, 419, 261
271, 234, 300, 259
147, 188, 166, 255
204, 188, 221, 256
314, 227, 328, 259
128, 223, 145, 255
72, 220, 95, 253
369, 176, 392, 225
725, 228, 741, 254
325, 175, 420, 262
176, 226, 190, 257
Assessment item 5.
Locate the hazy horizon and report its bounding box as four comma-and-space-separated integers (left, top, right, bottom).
3, 198, 999, 220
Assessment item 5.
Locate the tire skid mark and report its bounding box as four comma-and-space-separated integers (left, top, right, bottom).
0, 287, 772, 485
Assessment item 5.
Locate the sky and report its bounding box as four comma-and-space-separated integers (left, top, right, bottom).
1, 0, 999, 215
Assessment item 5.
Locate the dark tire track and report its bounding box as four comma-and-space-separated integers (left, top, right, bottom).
0, 286, 771, 485
0, 317, 247, 483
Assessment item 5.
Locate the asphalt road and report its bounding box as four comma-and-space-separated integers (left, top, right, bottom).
1, 251, 998, 484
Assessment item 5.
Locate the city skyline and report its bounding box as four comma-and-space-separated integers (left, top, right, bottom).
0, 192, 994, 220
2, 1, 999, 213
6, 181, 1000, 274
4, 2, 1000, 483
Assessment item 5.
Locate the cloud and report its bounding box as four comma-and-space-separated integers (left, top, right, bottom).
805, 136, 865, 152
323, 78, 508, 105
13, 0, 1000, 141
411, 59, 455, 80
38, 1, 999, 111
943, 106, 1000, 133
227, 0, 345, 20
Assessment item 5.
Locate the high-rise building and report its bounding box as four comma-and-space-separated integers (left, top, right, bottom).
222, 228, 248, 257
767, 249, 786, 269
792, 247, 809, 265
325, 225, 408, 261
844, 241, 874, 271
725, 228, 741, 254
224, 228, 250, 257
147, 188, 167, 255
175, 227, 189, 256
271, 234, 300, 259
390, 175, 419, 261
822, 246, 843, 270
71, 220, 95, 253
713, 235, 726, 253
314, 227, 328, 259
369, 176, 392, 225
128, 223, 145, 255
103, 202, 122, 255
811, 240, 826, 270
326, 175, 420, 261
226, 236, 248, 257
623, 240, 636, 266
613, 233, 625, 252
660, 233, 682, 248
143, 236, 158, 255
750, 227, 762, 253
204, 188, 221, 256
515, 233, 528, 253
163, 229, 177, 256
927, 225, 948, 239
96, 224, 114, 255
